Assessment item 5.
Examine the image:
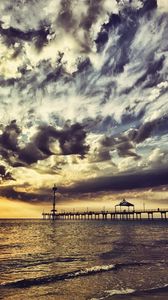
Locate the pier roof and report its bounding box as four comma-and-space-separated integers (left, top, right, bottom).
115, 199, 134, 207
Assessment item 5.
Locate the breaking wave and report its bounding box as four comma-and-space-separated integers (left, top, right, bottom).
0, 262, 150, 289
0, 264, 115, 288
91, 284, 168, 299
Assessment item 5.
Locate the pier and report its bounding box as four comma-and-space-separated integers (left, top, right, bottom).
42, 209, 168, 221
42, 186, 168, 221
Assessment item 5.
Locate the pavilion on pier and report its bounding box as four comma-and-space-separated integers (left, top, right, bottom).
115, 199, 134, 212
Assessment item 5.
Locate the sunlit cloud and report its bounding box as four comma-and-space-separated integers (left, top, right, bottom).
0, 0, 168, 217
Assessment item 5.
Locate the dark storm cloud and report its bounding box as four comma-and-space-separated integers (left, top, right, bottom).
0, 120, 22, 167
33, 125, 58, 156
0, 24, 50, 47
0, 185, 47, 203
61, 167, 168, 195
89, 146, 112, 163
106, 12, 121, 28
81, 0, 103, 30
56, 0, 105, 52
139, 0, 157, 14
32, 122, 89, 159
14, 116, 161, 166
100, 133, 140, 159
135, 55, 165, 88
97, 118, 161, 160
101, 135, 116, 147
116, 141, 139, 158
0, 120, 21, 151
57, 0, 75, 31
88, 130, 141, 164
129, 116, 168, 145
96, 148, 111, 162
39, 64, 63, 88
59, 123, 89, 157
133, 121, 157, 143
0, 121, 89, 166
2, 167, 168, 204
18, 143, 46, 165
95, 0, 157, 50
99, 9, 141, 76
81, 116, 119, 136
0, 165, 15, 181
156, 115, 168, 135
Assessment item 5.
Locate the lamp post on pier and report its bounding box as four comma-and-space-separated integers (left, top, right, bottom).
51, 184, 57, 220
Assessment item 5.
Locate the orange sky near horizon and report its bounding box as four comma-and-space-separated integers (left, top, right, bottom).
0, 197, 43, 219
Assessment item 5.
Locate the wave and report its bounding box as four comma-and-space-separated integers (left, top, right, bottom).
0, 264, 115, 288
0, 243, 23, 250
105, 288, 137, 298
138, 284, 168, 296
92, 284, 168, 299
0, 261, 152, 289
0, 256, 85, 270
90, 289, 135, 300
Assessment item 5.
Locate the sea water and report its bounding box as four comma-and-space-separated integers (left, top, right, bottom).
0, 219, 168, 300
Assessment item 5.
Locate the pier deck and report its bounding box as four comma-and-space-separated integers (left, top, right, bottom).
42, 209, 168, 221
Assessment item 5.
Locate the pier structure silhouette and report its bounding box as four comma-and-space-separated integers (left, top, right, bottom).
50, 184, 57, 220
42, 186, 168, 221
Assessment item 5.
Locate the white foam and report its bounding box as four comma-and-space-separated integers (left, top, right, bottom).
86, 264, 115, 272
90, 288, 135, 300
107, 288, 135, 296
74, 264, 115, 277
90, 298, 103, 300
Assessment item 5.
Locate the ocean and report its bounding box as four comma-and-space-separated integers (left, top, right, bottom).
0, 219, 168, 300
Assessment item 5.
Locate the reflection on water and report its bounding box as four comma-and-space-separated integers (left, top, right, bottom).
0, 219, 168, 300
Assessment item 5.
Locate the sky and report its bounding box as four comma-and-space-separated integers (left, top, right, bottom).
0, 0, 168, 218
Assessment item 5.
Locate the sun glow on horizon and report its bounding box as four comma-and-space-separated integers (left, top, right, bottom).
0, 197, 43, 219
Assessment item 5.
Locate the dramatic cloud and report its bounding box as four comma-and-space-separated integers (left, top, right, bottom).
0, 185, 47, 203
0, 0, 167, 212
0, 165, 14, 181
21, 122, 89, 163
133, 121, 157, 144
0, 120, 21, 151
0, 120, 89, 167
61, 167, 168, 194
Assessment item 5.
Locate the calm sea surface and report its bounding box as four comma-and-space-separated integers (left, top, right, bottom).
0, 219, 168, 300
